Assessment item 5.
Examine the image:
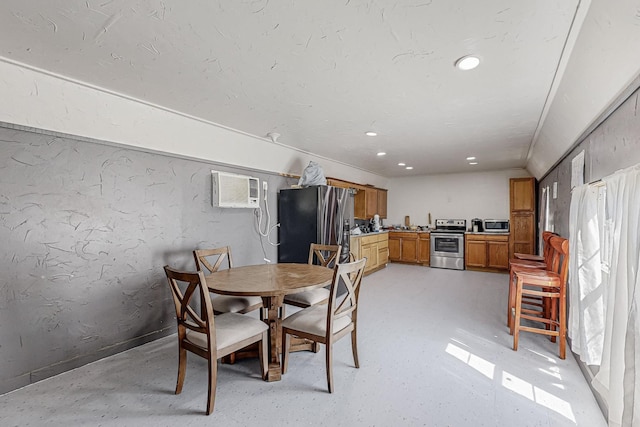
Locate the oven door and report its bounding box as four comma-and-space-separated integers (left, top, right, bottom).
430, 233, 464, 258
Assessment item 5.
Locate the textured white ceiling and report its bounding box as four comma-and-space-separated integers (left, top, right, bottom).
0, 0, 579, 177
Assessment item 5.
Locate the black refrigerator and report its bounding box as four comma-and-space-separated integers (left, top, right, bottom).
278, 186, 352, 264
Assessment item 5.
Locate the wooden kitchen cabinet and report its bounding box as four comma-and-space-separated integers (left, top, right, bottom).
487, 240, 509, 269
351, 232, 388, 275
354, 186, 388, 219
509, 177, 536, 257
465, 239, 488, 268
465, 234, 510, 271
388, 231, 430, 265
417, 233, 430, 264
377, 189, 388, 219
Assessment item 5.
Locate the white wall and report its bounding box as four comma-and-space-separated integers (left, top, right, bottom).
386, 169, 531, 228
0, 59, 388, 188
527, 0, 640, 178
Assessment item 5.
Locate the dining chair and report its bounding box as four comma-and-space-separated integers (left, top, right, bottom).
283, 243, 342, 308
193, 247, 264, 316
511, 236, 569, 359
163, 266, 268, 415
281, 257, 366, 393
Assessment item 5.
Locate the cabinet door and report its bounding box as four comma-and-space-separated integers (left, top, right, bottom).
377, 235, 389, 265
510, 177, 535, 212
401, 238, 418, 262
511, 213, 535, 255
377, 189, 388, 219
487, 241, 509, 269
378, 245, 389, 266
361, 243, 376, 272
388, 236, 401, 261
418, 234, 430, 264
465, 240, 487, 268
350, 237, 361, 261
365, 188, 378, 218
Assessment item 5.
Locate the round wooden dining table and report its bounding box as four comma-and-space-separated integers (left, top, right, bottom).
205, 263, 334, 382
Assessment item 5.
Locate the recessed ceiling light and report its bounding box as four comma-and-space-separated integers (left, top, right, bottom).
365, 131, 377, 137
466, 156, 476, 161
377, 152, 386, 156
469, 162, 478, 165
406, 166, 413, 170
398, 162, 406, 166
455, 55, 480, 71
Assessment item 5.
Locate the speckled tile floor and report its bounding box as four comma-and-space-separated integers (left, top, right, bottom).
0, 264, 606, 426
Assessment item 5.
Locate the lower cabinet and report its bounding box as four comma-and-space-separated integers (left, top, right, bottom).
351, 233, 388, 275
465, 234, 510, 271
388, 232, 430, 265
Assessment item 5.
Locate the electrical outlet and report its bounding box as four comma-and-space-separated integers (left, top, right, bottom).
553, 182, 558, 199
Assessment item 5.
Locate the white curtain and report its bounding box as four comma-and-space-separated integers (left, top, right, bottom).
591, 165, 640, 427
568, 183, 606, 365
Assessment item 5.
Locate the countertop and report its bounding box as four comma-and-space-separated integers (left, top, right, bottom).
386, 229, 430, 233
350, 230, 389, 237
465, 231, 510, 236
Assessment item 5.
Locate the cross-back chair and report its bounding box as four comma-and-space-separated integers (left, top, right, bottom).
281, 257, 366, 393
283, 243, 342, 308
193, 247, 264, 315
163, 266, 268, 415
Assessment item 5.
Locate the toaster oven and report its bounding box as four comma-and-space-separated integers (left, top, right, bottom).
483, 219, 509, 233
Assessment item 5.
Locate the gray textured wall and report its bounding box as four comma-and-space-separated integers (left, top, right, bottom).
539, 87, 640, 238
0, 125, 289, 394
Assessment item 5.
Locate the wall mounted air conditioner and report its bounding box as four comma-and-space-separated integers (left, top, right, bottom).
211, 171, 260, 208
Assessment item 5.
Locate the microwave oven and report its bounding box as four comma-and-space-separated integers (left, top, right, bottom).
483, 219, 509, 233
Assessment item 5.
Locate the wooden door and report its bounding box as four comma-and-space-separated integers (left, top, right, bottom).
465, 240, 487, 268
377, 235, 389, 265
388, 235, 401, 261
365, 188, 378, 218
361, 243, 377, 272
511, 212, 535, 255
401, 237, 418, 262
377, 189, 388, 219
487, 240, 509, 269
510, 177, 535, 211
418, 234, 430, 264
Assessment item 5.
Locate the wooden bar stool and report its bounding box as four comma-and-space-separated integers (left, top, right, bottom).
511, 236, 569, 359
512, 231, 556, 262
507, 231, 557, 330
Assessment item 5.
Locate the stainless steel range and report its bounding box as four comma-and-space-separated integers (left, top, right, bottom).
430, 219, 466, 270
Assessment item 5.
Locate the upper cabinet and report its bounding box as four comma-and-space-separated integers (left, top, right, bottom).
326, 178, 387, 220
354, 186, 387, 219
510, 177, 536, 211
509, 177, 536, 256
377, 189, 387, 219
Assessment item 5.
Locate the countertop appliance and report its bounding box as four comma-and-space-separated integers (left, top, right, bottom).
430, 219, 466, 270
471, 218, 483, 232
483, 219, 510, 233
278, 186, 352, 264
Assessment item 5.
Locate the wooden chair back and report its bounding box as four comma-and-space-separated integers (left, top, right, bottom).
194, 246, 233, 274
164, 266, 215, 357
327, 258, 366, 331
548, 236, 569, 283
541, 231, 558, 267
308, 243, 342, 268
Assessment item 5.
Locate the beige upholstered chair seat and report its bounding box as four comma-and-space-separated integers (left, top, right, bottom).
283, 305, 351, 337
186, 312, 268, 351
283, 288, 330, 307
212, 295, 263, 314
